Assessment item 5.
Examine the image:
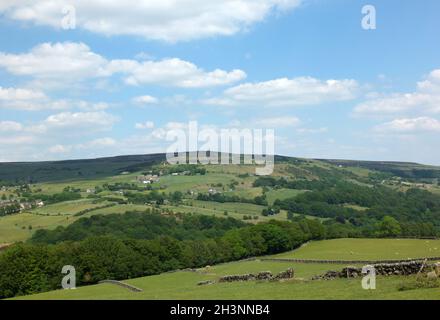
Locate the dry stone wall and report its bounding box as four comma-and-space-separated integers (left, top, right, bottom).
312, 261, 438, 280
98, 280, 143, 292
218, 268, 294, 283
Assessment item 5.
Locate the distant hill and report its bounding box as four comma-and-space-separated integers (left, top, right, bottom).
0, 154, 165, 183
317, 159, 440, 179
0, 153, 440, 183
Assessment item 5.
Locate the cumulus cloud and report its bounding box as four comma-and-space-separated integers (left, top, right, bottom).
296, 127, 328, 134
0, 135, 36, 145
132, 95, 158, 105
0, 42, 246, 88
374, 117, 440, 133
0, 86, 67, 110
0, 0, 302, 42
203, 77, 359, 107
43, 111, 118, 130
78, 137, 117, 148
354, 69, 440, 117
0, 121, 23, 132
253, 116, 300, 127
48, 138, 117, 156
48, 144, 71, 154
135, 121, 155, 129
0, 42, 107, 80
109, 58, 246, 87
0, 110, 120, 160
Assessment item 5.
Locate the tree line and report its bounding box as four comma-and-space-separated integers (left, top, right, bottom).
0, 212, 325, 298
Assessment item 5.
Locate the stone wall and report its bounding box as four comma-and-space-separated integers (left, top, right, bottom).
98, 280, 143, 292
217, 268, 294, 283
312, 261, 437, 280
261, 257, 440, 264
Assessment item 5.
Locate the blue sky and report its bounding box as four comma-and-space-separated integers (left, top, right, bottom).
0, 0, 439, 164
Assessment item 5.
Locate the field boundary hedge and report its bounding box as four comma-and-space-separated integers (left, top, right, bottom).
260, 257, 440, 264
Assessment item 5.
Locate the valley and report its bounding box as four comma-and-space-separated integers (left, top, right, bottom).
1, 154, 440, 299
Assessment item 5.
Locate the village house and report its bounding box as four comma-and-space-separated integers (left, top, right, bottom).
137, 174, 160, 184
19, 202, 32, 210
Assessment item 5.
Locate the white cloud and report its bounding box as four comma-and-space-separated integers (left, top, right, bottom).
0, 42, 246, 88
0, 135, 35, 145
0, 86, 112, 111
48, 144, 71, 154
374, 117, 440, 133
0, 111, 119, 143
0, 86, 46, 100
296, 127, 328, 134
135, 121, 155, 129
110, 58, 246, 87
0, 121, 23, 132
0, 42, 107, 80
354, 93, 440, 116
253, 116, 300, 127
78, 137, 117, 148
203, 77, 359, 107
0, 0, 302, 42
77, 101, 109, 111
44, 111, 118, 130
132, 95, 158, 105
0, 86, 64, 110
48, 138, 116, 156
354, 69, 440, 117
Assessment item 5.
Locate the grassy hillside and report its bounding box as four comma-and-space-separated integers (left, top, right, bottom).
272, 238, 440, 260
2, 155, 440, 300
0, 154, 164, 183
1, 153, 440, 183
2, 154, 440, 245
16, 238, 440, 300
318, 159, 440, 179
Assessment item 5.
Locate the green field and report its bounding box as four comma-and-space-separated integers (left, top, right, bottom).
0, 213, 74, 243
15, 238, 440, 300
2, 157, 440, 300
164, 203, 287, 222
0, 203, 154, 244
30, 199, 113, 216
272, 238, 440, 260
265, 188, 307, 205
157, 173, 241, 193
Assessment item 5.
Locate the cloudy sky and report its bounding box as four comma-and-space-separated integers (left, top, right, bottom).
0, 0, 439, 164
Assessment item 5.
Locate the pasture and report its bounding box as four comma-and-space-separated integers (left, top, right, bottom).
272, 238, 440, 260
15, 238, 440, 300
0, 213, 73, 243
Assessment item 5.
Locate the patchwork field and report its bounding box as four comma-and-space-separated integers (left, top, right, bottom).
2, 157, 440, 300
15, 238, 440, 300
1, 168, 315, 243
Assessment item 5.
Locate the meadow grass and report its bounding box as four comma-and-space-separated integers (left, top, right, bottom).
0, 213, 74, 243
265, 188, 306, 205
30, 198, 112, 216
272, 238, 440, 260
157, 173, 241, 193
16, 239, 440, 300
0, 204, 152, 243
